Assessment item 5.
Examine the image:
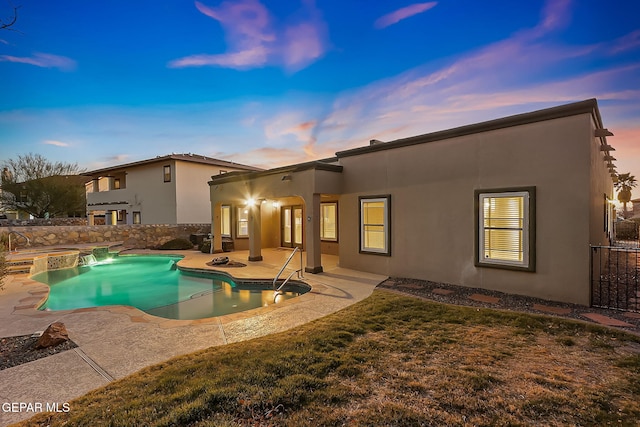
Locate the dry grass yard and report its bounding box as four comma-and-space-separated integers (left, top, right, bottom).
16, 290, 640, 426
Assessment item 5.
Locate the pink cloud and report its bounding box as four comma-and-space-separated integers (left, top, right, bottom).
611, 29, 640, 55
169, 46, 269, 69
219, 146, 317, 169
283, 22, 326, 71
0, 52, 76, 71
374, 2, 437, 29
43, 140, 70, 147
535, 0, 572, 34
170, 0, 328, 72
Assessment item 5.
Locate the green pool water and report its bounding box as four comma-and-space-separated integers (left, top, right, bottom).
32, 255, 308, 320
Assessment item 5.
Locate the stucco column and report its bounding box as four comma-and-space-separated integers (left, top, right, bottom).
248, 202, 263, 261
305, 193, 323, 273
211, 203, 223, 253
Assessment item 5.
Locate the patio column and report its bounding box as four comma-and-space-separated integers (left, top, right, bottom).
305, 193, 323, 273
212, 203, 223, 253
248, 202, 263, 261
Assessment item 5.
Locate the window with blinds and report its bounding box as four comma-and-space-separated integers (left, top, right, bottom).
360, 196, 390, 255
237, 207, 249, 237
476, 189, 534, 270
320, 202, 338, 241
221, 205, 231, 237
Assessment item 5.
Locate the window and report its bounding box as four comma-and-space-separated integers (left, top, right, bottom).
321, 202, 338, 241
359, 196, 390, 255
133, 211, 141, 224
221, 205, 231, 237
237, 206, 249, 237
114, 178, 121, 190
475, 187, 535, 271
163, 165, 171, 182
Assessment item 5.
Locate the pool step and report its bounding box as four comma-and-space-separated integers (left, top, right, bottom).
6, 258, 35, 275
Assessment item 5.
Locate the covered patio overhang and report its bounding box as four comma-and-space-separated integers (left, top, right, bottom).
208, 160, 343, 274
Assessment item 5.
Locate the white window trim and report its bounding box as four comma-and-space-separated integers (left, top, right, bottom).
320, 202, 338, 242
476, 188, 535, 271
237, 206, 249, 238
359, 196, 390, 255
221, 205, 231, 237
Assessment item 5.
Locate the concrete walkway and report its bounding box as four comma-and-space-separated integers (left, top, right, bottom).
0, 249, 384, 426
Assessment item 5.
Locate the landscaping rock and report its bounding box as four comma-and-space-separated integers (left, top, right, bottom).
34, 322, 70, 349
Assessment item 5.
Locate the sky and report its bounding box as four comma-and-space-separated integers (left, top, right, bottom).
0, 0, 639, 187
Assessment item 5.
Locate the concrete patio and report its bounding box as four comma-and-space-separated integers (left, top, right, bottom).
0, 248, 385, 426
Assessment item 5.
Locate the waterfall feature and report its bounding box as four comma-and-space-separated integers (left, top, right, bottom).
81, 254, 98, 266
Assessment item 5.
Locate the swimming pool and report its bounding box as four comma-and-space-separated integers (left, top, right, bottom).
32, 255, 309, 320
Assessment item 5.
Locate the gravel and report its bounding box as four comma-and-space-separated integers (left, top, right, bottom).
0, 335, 78, 371
378, 277, 640, 335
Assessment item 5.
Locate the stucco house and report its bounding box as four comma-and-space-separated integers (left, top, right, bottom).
209, 99, 616, 305
84, 154, 261, 225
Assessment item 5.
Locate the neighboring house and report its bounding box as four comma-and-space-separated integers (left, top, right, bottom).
84, 154, 261, 225
631, 198, 640, 219
209, 99, 615, 305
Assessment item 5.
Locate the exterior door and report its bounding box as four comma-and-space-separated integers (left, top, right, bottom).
282, 206, 303, 248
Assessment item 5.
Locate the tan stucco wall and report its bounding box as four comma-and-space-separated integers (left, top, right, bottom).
209, 168, 342, 269
337, 113, 609, 305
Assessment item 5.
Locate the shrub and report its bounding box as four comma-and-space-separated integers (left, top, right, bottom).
158, 238, 194, 250
616, 220, 639, 240
199, 240, 211, 253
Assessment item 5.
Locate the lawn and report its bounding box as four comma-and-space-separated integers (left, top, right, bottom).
16, 290, 640, 426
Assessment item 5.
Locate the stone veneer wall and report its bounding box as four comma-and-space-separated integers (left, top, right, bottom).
31, 251, 80, 276
1, 224, 210, 249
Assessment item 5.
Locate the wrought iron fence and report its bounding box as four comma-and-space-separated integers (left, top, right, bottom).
590, 245, 640, 312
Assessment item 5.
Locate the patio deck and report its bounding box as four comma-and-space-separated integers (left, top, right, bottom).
0, 248, 385, 426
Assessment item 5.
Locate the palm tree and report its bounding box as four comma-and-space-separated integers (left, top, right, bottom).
615, 173, 637, 218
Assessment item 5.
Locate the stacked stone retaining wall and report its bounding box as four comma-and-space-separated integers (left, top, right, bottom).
1, 224, 210, 249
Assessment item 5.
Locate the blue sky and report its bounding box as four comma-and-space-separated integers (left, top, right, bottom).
1, 0, 639, 182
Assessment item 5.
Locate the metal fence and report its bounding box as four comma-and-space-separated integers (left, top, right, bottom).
590, 245, 640, 312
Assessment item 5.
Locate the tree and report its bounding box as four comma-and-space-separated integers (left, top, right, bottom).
0, 153, 87, 218
615, 172, 637, 219
0, 2, 20, 32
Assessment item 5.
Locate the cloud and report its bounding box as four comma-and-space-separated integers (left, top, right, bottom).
169, 0, 328, 72
611, 29, 640, 55
43, 140, 70, 147
374, 2, 437, 29
169, 47, 269, 68
265, 0, 638, 168
0, 52, 76, 71
218, 146, 316, 169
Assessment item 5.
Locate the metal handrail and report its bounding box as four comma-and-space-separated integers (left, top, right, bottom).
273, 246, 303, 291
7, 231, 31, 252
